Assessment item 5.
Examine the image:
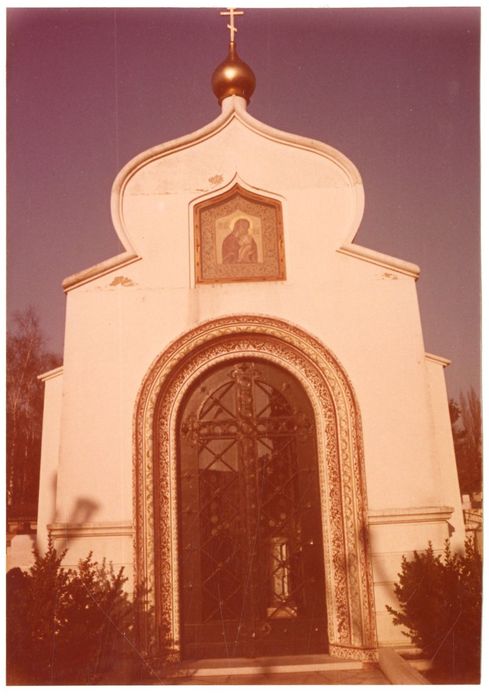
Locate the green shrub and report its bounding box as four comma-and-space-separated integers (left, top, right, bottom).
7, 540, 157, 685
386, 538, 482, 683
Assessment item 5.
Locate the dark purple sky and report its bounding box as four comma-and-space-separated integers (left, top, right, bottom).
7, 7, 480, 400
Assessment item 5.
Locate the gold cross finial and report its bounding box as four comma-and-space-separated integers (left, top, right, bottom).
220, 8, 244, 43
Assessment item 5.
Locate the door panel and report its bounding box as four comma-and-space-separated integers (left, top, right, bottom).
178, 360, 327, 659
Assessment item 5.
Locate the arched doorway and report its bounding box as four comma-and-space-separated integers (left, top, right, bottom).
134, 315, 377, 662
178, 359, 328, 659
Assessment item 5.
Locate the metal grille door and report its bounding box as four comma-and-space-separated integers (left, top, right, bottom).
178, 360, 328, 659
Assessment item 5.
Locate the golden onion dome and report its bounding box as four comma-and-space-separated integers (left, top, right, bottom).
211, 42, 256, 105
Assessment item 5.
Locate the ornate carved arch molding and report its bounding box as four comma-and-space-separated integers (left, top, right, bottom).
134, 316, 377, 661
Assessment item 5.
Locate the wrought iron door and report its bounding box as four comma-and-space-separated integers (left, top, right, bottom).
178, 360, 328, 659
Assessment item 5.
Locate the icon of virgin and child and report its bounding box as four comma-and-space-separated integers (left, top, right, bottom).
221, 218, 258, 264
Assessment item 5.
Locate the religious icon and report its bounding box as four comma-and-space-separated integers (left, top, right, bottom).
195, 184, 285, 283
222, 218, 258, 264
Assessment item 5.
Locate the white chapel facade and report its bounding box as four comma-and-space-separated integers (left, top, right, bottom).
36, 19, 464, 662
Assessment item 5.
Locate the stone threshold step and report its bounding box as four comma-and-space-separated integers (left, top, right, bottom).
167, 654, 363, 678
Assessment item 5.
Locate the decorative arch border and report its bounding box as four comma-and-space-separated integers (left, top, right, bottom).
134, 315, 377, 661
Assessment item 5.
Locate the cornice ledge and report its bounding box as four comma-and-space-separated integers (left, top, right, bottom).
38, 366, 64, 382
48, 521, 134, 538
337, 243, 420, 279
425, 351, 451, 368
62, 251, 141, 293
368, 505, 454, 525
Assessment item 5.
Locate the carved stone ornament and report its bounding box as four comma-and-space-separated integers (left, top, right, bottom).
194, 184, 285, 284
133, 315, 377, 661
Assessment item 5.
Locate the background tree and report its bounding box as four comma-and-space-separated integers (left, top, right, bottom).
449, 387, 482, 496
7, 307, 61, 521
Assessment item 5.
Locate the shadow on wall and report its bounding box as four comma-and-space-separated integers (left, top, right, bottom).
8, 473, 101, 571
49, 497, 100, 553
36, 470, 100, 554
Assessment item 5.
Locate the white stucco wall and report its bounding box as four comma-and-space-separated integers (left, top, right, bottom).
424, 354, 465, 545
37, 366, 64, 551
39, 97, 462, 645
